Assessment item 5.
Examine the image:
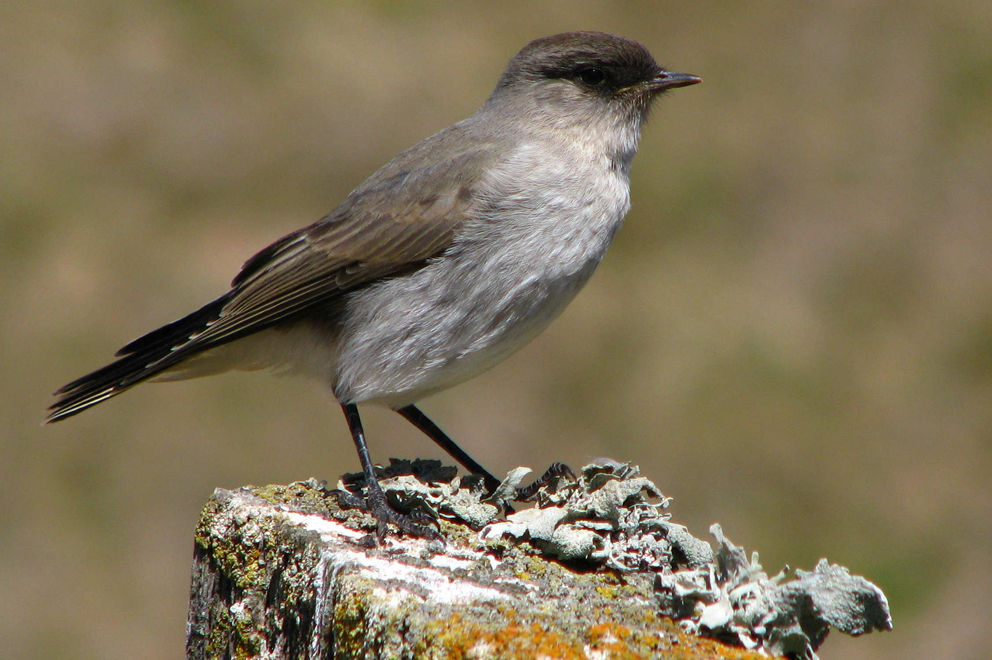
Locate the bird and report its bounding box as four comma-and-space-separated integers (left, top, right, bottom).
47, 31, 700, 539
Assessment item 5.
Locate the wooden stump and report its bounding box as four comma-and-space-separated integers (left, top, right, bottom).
186, 481, 768, 659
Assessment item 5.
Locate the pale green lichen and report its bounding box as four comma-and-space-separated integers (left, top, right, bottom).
189, 461, 889, 660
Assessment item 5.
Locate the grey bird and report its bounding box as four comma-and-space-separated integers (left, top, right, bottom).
47, 32, 700, 538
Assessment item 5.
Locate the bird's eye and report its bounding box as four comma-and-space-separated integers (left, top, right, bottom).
576, 67, 606, 86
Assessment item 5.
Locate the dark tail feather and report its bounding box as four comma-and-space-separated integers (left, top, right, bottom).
46, 294, 231, 423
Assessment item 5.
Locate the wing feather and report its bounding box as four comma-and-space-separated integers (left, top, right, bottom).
48, 116, 502, 421
172, 143, 496, 353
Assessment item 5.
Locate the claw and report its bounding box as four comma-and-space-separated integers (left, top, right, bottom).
334, 488, 441, 541
515, 461, 575, 501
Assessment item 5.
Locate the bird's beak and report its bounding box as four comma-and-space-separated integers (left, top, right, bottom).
646, 70, 702, 92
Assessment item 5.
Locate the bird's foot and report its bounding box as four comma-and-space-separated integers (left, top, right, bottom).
335, 487, 441, 542
514, 461, 576, 501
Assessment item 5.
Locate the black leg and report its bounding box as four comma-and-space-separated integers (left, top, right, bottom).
395, 404, 502, 493
340, 403, 439, 540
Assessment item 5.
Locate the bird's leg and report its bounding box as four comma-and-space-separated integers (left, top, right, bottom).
395, 404, 502, 493
339, 403, 440, 541
396, 405, 575, 507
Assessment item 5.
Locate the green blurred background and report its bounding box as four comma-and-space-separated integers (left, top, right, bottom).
3, 2, 989, 658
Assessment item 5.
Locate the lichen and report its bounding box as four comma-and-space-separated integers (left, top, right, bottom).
189, 461, 890, 660
654, 524, 892, 660
359, 459, 888, 658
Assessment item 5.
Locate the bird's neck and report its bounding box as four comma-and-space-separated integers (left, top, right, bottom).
547, 109, 643, 178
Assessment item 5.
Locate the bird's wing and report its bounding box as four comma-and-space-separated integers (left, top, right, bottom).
121, 145, 495, 358
48, 121, 504, 422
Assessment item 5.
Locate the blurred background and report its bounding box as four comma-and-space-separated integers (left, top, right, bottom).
2, 2, 989, 658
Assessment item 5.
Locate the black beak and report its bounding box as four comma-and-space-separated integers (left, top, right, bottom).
646, 70, 702, 92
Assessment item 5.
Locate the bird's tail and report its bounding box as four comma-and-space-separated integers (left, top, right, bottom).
46, 293, 232, 423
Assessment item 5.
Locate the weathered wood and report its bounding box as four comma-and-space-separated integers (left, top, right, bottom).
186, 480, 767, 659
186, 462, 890, 659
